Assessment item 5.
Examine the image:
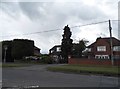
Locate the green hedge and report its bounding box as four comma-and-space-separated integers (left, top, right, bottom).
38, 55, 53, 64
12, 39, 34, 60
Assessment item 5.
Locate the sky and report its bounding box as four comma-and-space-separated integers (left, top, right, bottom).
0, 0, 119, 54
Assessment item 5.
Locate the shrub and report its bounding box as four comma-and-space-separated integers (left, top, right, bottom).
39, 55, 53, 64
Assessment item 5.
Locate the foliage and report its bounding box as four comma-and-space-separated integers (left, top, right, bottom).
2, 63, 31, 68
39, 54, 53, 64
61, 25, 73, 63
72, 40, 88, 58
11, 39, 34, 60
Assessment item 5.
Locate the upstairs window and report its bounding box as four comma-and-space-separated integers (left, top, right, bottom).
113, 46, 120, 51
57, 47, 61, 52
50, 50, 54, 53
97, 46, 106, 52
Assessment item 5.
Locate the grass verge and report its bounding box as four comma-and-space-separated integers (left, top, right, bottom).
1, 63, 32, 68
47, 64, 120, 76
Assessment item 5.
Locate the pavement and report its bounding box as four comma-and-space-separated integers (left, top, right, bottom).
2, 64, 120, 88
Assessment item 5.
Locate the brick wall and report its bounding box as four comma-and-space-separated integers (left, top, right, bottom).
68, 58, 120, 66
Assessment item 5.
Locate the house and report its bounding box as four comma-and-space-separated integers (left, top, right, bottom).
34, 46, 41, 56
49, 45, 62, 63
68, 37, 120, 66
49, 43, 82, 63
86, 37, 120, 60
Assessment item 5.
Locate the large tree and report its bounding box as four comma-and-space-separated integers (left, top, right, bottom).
61, 25, 73, 63
12, 39, 34, 60
72, 39, 88, 58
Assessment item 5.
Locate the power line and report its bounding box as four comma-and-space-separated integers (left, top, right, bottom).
111, 20, 120, 21
1, 29, 61, 37
1, 20, 115, 37
70, 20, 108, 28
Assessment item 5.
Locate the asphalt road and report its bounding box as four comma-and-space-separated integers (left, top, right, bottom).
2, 64, 119, 88
0, 67, 2, 89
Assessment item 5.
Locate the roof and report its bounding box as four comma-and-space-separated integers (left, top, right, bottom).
49, 43, 79, 51
103, 37, 120, 46
49, 45, 61, 51
87, 37, 120, 48
34, 46, 40, 50
87, 42, 95, 48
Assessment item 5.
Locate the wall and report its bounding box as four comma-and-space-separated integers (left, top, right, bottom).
68, 58, 120, 66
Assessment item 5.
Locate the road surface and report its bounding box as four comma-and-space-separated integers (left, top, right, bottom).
2, 64, 119, 88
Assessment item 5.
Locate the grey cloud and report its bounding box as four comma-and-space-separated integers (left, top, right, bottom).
0, 1, 118, 53
19, 2, 41, 20
0, 2, 20, 19
68, 3, 106, 21
18, 2, 55, 21
1, 2, 106, 25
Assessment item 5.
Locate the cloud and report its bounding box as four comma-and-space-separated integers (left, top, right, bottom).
0, 1, 119, 53
0, 2, 20, 19
19, 2, 44, 21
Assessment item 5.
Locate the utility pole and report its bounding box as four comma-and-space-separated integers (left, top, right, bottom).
109, 20, 114, 66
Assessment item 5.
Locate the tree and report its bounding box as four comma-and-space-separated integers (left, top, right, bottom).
72, 39, 88, 58
61, 25, 73, 63
12, 39, 34, 60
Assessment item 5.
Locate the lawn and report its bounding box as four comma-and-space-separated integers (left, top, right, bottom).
1, 60, 45, 68
1, 63, 33, 68
47, 64, 120, 76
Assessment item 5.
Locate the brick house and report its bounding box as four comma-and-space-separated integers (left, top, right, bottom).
68, 37, 120, 66
86, 37, 120, 60
49, 43, 83, 63
49, 45, 62, 63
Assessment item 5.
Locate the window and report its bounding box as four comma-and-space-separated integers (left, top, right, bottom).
97, 46, 106, 51
95, 55, 109, 59
57, 47, 61, 52
50, 50, 54, 53
113, 46, 120, 51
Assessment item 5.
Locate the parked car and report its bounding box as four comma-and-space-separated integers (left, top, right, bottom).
24, 56, 40, 60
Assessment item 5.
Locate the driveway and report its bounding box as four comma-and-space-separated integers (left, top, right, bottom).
2, 64, 119, 88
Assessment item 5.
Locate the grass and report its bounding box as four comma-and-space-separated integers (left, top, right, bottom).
1, 60, 50, 68
47, 64, 120, 76
1, 63, 33, 68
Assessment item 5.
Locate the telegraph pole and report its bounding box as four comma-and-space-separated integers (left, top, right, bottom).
109, 20, 114, 66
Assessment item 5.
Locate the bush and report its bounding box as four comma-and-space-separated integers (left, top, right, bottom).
39, 55, 53, 64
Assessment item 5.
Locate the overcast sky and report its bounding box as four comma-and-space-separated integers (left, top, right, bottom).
0, 0, 119, 54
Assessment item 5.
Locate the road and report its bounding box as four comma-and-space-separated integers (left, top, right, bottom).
0, 67, 2, 89
2, 64, 119, 88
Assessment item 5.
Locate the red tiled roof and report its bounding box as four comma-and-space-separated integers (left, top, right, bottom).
87, 37, 120, 47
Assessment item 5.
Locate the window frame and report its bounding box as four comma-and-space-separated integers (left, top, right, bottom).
97, 46, 106, 52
